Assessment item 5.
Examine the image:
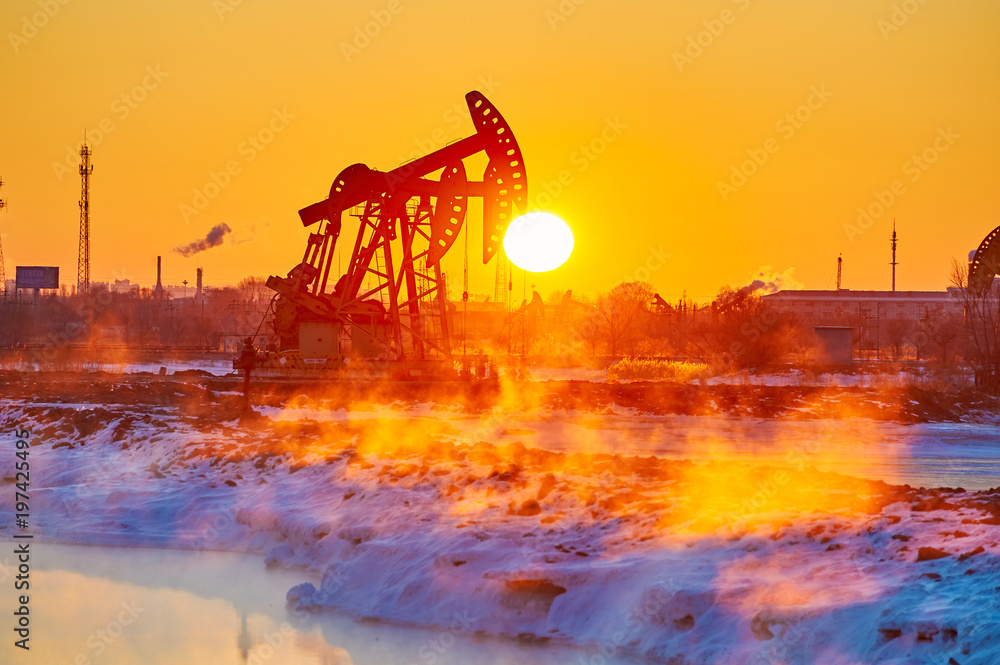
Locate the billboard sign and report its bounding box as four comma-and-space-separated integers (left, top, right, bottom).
15, 266, 59, 290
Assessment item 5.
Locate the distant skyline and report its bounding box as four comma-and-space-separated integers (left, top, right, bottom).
2, 0, 998, 300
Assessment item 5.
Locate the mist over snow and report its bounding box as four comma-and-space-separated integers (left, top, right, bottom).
1, 377, 998, 664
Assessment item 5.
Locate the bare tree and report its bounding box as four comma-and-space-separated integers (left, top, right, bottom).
578, 310, 603, 357
237, 276, 269, 305
884, 317, 913, 360
929, 314, 964, 366
689, 285, 800, 369
593, 282, 653, 357
951, 259, 1000, 388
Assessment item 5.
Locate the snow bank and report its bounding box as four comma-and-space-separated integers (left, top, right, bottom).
0, 393, 998, 665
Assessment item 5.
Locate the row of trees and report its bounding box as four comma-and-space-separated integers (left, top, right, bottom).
495, 281, 810, 369
0, 277, 272, 350
495, 276, 990, 372
4, 266, 998, 379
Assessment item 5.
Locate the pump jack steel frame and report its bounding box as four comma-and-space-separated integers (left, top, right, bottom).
969, 224, 1000, 294
266, 91, 527, 370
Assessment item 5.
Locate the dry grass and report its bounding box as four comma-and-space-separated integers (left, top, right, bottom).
606, 358, 712, 383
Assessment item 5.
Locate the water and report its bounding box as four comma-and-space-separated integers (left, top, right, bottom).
7, 543, 641, 665
301, 404, 1000, 490
476, 413, 1000, 490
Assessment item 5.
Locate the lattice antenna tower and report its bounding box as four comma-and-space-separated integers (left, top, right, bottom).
494, 253, 509, 307
77, 138, 93, 295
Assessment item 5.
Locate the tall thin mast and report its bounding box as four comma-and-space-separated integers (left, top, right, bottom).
890, 219, 898, 293
77, 137, 93, 295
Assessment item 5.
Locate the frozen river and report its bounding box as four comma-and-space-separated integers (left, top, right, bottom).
0, 392, 997, 664
6, 543, 645, 665
262, 404, 1000, 491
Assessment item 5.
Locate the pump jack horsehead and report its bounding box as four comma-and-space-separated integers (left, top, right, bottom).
265, 91, 527, 371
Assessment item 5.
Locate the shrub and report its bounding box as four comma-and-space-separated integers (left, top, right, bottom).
607, 358, 712, 383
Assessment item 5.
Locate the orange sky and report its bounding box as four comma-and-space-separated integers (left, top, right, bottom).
2, 0, 998, 301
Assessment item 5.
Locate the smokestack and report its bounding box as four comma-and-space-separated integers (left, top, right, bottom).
836, 254, 842, 291
196, 267, 203, 299
154, 256, 164, 299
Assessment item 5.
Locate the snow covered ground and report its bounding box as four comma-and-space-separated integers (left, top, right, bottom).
1, 357, 236, 376
704, 368, 970, 388
525, 367, 609, 382
116, 359, 235, 376
522, 365, 960, 387
0, 379, 998, 664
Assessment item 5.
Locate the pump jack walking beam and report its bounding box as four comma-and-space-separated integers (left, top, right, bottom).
266, 91, 528, 364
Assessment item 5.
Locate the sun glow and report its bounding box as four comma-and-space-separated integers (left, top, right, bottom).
502, 213, 574, 273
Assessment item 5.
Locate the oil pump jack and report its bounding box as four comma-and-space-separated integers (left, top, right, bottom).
265, 91, 527, 375
969, 224, 1000, 294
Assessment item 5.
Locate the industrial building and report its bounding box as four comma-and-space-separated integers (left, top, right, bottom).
761, 289, 963, 326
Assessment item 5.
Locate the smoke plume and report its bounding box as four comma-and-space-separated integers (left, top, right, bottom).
742, 266, 802, 295
175, 223, 232, 257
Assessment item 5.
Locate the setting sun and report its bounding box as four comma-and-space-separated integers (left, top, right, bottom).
2, 2, 999, 663
502, 212, 574, 273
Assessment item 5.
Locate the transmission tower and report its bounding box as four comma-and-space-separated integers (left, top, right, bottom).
77, 140, 93, 296
494, 254, 509, 308
0, 178, 6, 299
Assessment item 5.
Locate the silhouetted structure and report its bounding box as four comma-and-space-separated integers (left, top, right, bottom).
969, 224, 1000, 294
234, 336, 258, 404
815, 326, 853, 366
762, 289, 961, 325
891, 220, 898, 292
154, 256, 163, 299
494, 256, 509, 308
77, 141, 93, 295
266, 91, 528, 374
962, 225, 1000, 392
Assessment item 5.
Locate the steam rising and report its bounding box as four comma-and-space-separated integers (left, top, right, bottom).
743, 265, 802, 295
175, 223, 232, 257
